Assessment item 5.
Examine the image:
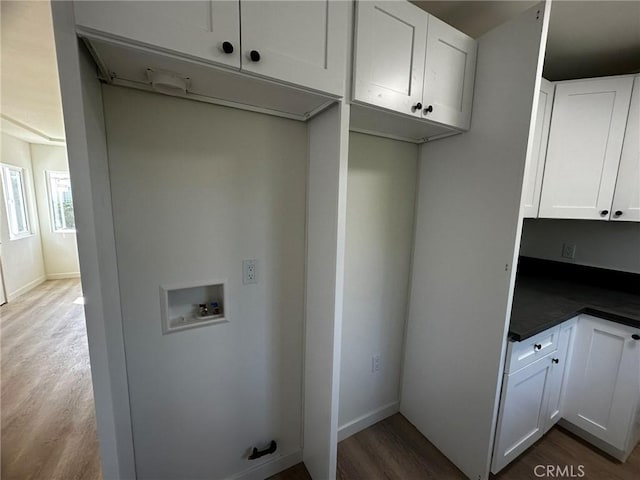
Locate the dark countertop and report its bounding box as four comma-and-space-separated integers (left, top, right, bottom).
509, 258, 640, 341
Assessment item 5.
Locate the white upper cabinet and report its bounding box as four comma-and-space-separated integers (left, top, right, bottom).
538, 76, 634, 220
611, 76, 640, 222
522, 78, 554, 218
73, 0, 348, 97
564, 316, 640, 452
353, 1, 427, 117
74, 1, 241, 69
240, 0, 348, 96
421, 15, 477, 130
353, 1, 477, 130
493, 319, 575, 474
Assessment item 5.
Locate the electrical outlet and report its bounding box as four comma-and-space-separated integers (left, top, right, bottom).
243, 259, 258, 285
372, 354, 381, 373
561, 243, 576, 259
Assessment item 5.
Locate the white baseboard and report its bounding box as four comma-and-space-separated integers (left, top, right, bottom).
7, 276, 46, 301
228, 449, 302, 480
338, 401, 400, 442
46, 272, 81, 280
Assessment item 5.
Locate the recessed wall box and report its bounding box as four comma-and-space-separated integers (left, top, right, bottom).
160, 281, 227, 334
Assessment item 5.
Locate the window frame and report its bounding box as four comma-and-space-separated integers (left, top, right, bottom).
45, 170, 76, 234
0, 163, 33, 240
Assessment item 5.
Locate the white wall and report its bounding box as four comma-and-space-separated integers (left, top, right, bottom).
520, 218, 640, 273
103, 85, 307, 479
0, 133, 45, 299
30, 144, 81, 279
338, 133, 417, 439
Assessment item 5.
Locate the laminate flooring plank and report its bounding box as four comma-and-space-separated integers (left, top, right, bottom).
272, 413, 639, 480
1, 280, 102, 480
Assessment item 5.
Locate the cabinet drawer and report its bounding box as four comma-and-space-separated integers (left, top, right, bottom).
506, 326, 560, 373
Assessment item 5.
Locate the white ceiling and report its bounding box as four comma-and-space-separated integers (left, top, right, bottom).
1, 0, 65, 144
414, 0, 640, 81
1, 1, 638, 145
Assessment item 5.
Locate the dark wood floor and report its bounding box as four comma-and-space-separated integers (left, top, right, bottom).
271, 413, 640, 480
4, 281, 637, 480
1, 279, 102, 480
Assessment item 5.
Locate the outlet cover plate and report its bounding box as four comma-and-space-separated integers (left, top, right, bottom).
372, 354, 381, 373
561, 243, 576, 259
243, 259, 258, 285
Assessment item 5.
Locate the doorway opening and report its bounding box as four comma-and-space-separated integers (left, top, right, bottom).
1, 1, 101, 478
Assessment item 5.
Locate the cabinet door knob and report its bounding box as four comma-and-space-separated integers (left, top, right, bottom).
632, 334, 640, 340
534, 343, 542, 350
614, 210, 623, 217
250, 50, 261, 62
222, 41, 234, 54
423, 105, 434, 114
412, 102, 423, 112
600, 210, 609, 216
552, 358, 559, 364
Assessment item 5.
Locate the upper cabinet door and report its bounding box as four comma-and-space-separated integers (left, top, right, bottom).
522, 78, 555, 218
611, 76, 640, 222
73, 1, 241, 69
421, 15, 477, 130
352, 1, 427, 117
538, 76, 634, 220
239, 0, 348, 97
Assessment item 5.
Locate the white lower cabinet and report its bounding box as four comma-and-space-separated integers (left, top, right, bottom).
493, 315, 640, 472
563, 315, 640, 456
492, 354, 554, 473
543, 320, 576, 432
492, 320, 574, 474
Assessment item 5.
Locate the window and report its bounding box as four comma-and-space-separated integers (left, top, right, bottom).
0, 164, 32, 239
47, 171, 76, 232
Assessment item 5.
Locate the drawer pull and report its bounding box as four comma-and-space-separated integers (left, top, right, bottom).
632, 334, 640, 340
534, 343, 542, 350
552, 358, 559, 364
